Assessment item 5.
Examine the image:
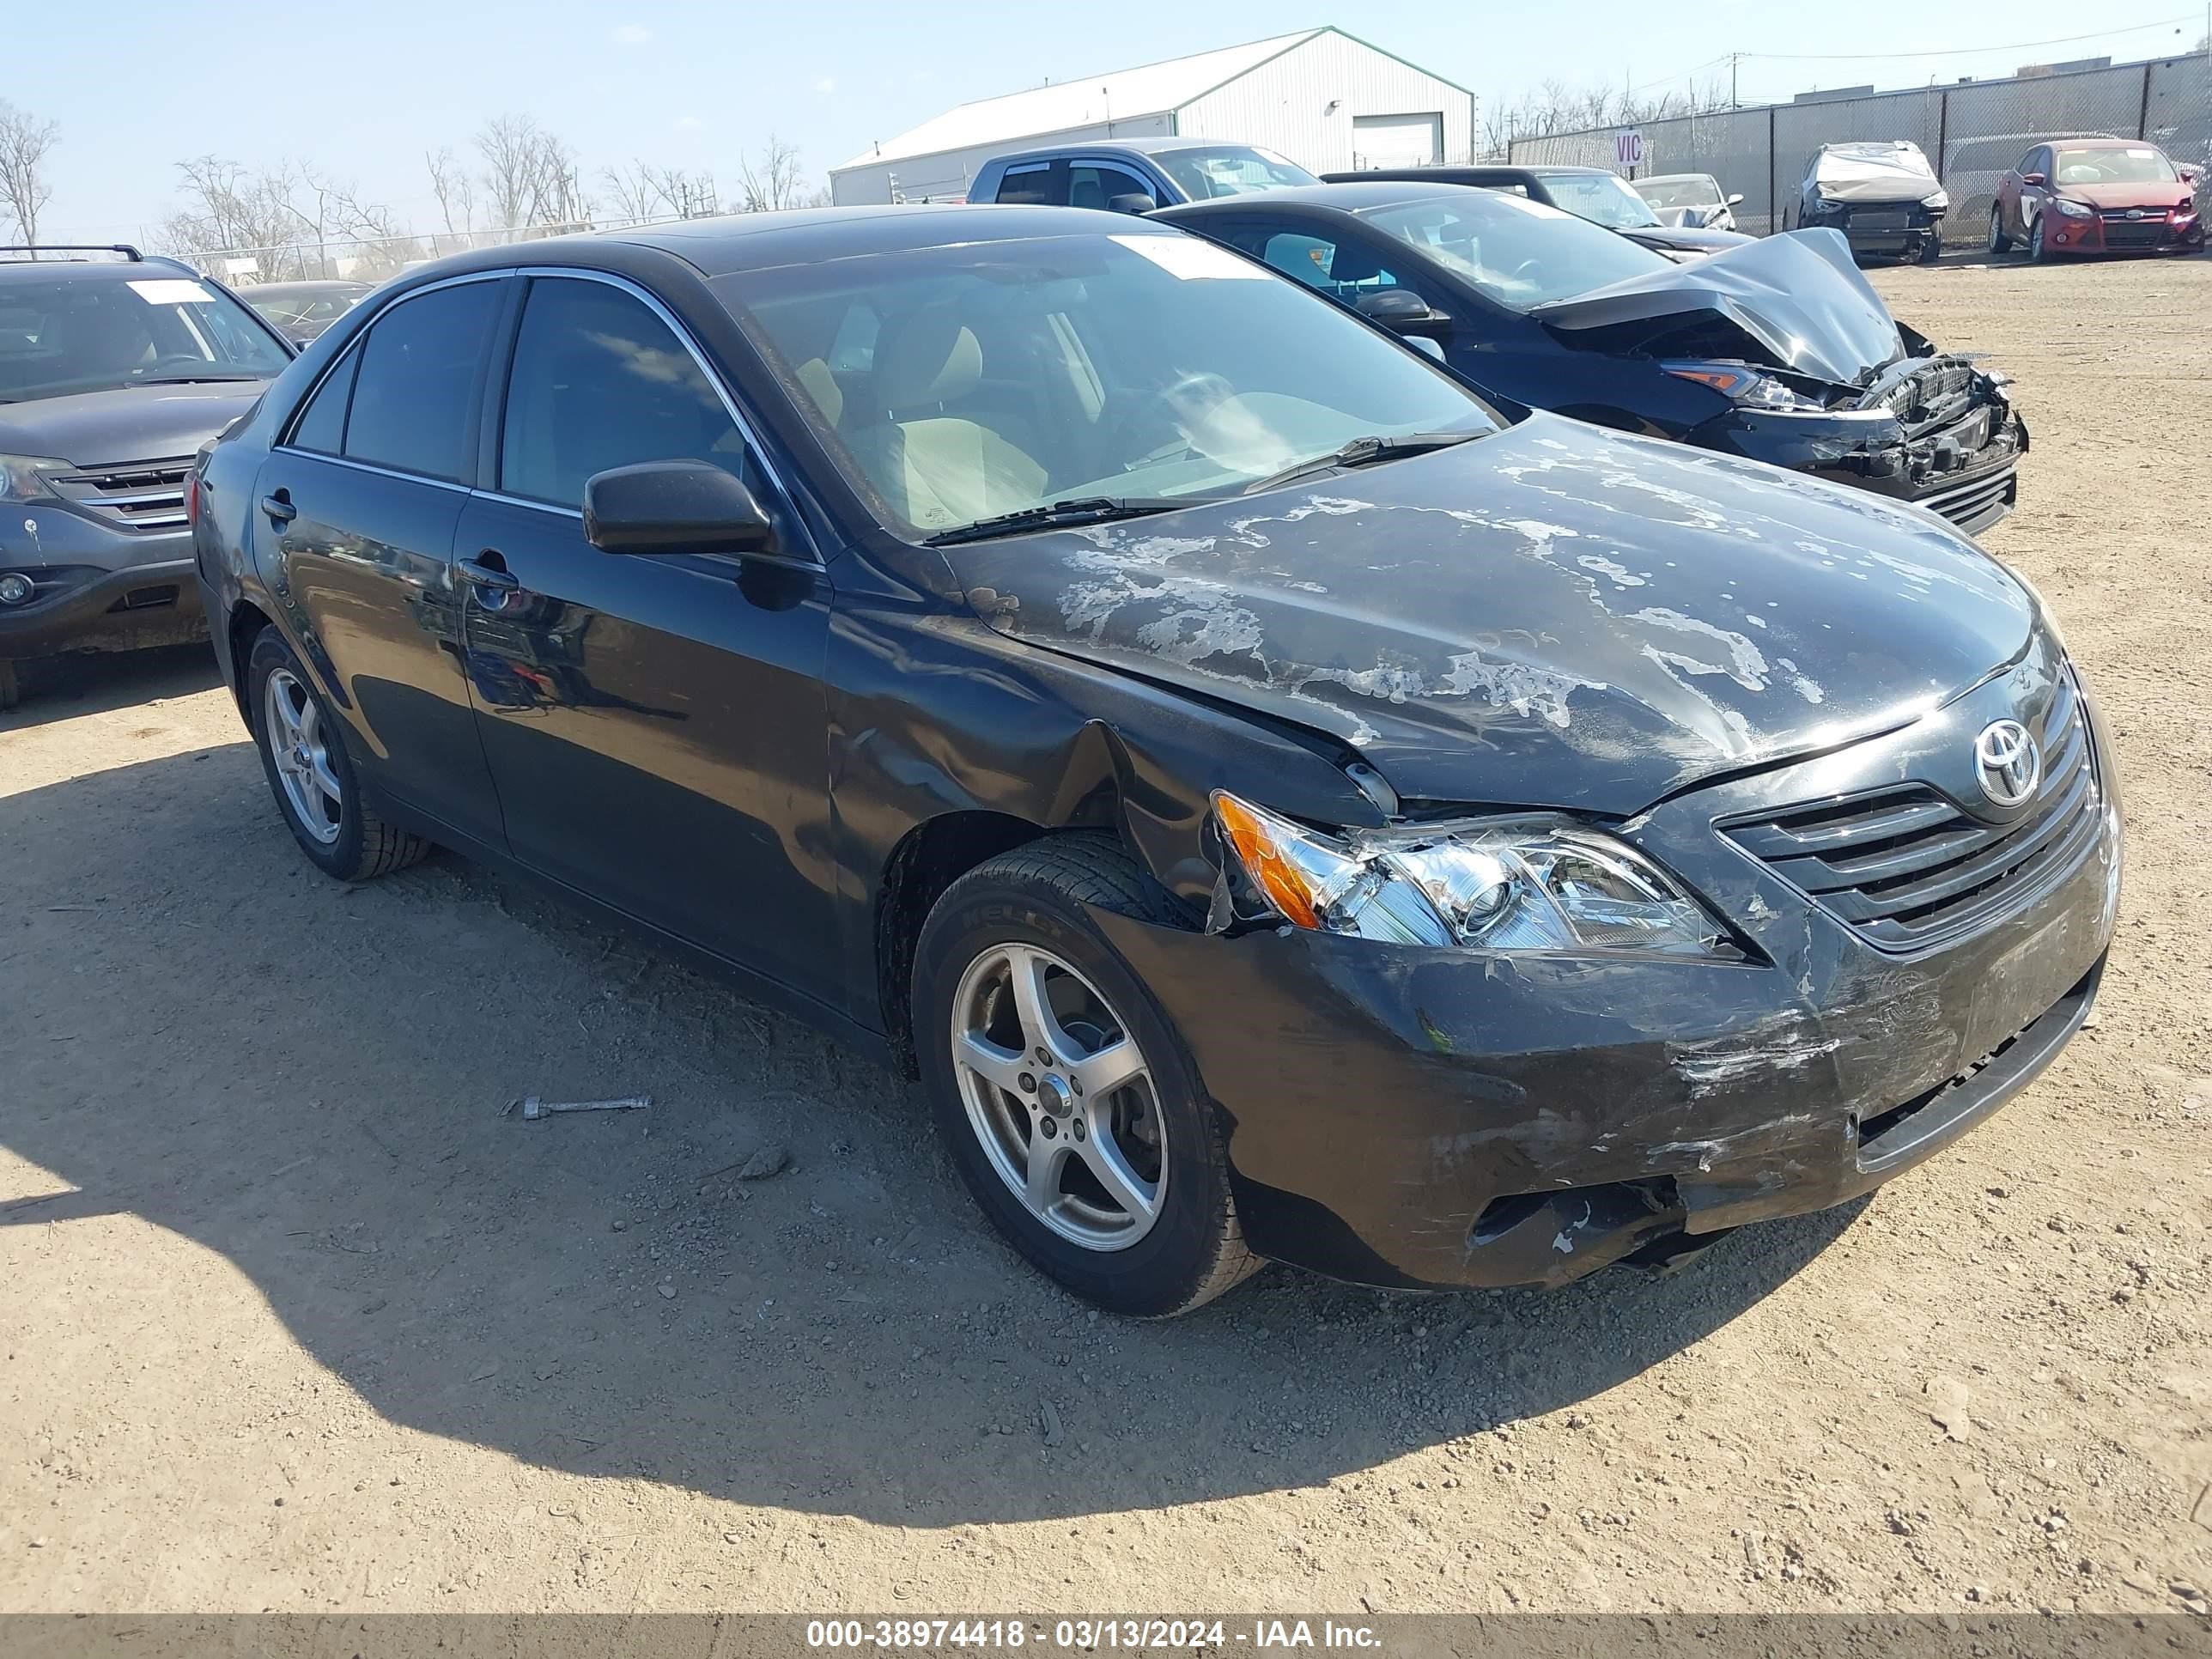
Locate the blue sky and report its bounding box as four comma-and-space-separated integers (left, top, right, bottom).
30, 0, 2211, 243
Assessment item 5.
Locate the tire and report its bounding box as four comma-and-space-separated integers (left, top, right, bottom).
1918, 233, 1942, 264
2029, 216, 2050, 264
913, 832, 1261, 1317
246, 625, 428, 881
0, 659, 19, 714
1987, 210, 2012, 255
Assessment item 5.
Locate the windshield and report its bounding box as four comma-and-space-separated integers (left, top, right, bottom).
1533, 170, 1661, 228
714, 229, 1499, 538
0, 273, 289, 403
247, 289, 365, 332
2053, 146, 2179, 185
1633, 176, 1720, 211
1363, 191, 1671, 309
1154, 146, 1319, 200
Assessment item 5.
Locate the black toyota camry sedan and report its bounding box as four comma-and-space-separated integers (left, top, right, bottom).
1156, 182, 2027, 534
192, 205, 2118, 1316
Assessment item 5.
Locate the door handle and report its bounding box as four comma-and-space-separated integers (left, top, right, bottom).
456, 551, 520, 593
260, 491, 296, 525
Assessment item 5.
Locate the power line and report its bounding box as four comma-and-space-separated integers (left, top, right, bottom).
1740, 12, 2201, 63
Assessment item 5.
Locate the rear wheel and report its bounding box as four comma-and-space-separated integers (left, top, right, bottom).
246, 626, 428, 881
913, 834, 1259, 1316
1987, 210, 2012, 255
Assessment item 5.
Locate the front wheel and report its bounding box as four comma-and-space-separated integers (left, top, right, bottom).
1988, 210, 2012, 255
246, 626, 428, 881
0, 659, 19, 714
1918, 233, 1943, 264
913, 834, 1259, 1316
2029, 216, 2051, 263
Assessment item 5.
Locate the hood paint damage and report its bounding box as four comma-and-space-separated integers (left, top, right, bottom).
945, 412, 2034, 817
1532, 228, 1908, 385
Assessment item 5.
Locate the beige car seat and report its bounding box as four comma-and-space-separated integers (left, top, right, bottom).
843, 305, 1048, 532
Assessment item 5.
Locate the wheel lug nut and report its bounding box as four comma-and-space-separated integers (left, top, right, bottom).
1073, 1119, 1086, 1140
1018, 1073, 1036, 1093
1039, 1117, 1057, 1139
1035, 1047, 1050, 1066
1070, 1077, 1083, 1096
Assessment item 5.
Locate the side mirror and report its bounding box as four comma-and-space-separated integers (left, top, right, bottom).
1106, 191, 1158, 215
1725, 192, 1745, 206
2179, 165, 2200, 185
1356, 288, 1453, 340
2021, 171, 2047, 187
583, 459, 779, 557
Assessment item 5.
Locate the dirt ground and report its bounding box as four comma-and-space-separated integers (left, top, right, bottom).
2, 252, 2208, 1620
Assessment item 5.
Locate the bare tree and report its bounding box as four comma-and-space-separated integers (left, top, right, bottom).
161, 155, 404, 278
426, 146, 477, 237
476, 114, 592, 231
643, 164, 719, 218
600, 161, 666, 222
737, 135, 822, 212
1480, 75, 1733, 160
0, 100, 60, 245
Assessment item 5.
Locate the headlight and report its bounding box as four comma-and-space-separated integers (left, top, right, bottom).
0, 455, 70, 505
1662, 362, 1826, 413
1922, 190, 1950, 210
1212, 793, 1729, 957
2051, 198, 2094, 219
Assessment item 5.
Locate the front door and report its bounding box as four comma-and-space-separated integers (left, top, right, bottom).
253, 275, 510, 847
455, 273, 841, 1004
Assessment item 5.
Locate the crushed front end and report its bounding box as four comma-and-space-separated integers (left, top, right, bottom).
1096, 641, 2120, 1293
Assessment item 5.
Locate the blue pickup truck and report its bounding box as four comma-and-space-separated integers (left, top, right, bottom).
968, 137, 1316, 211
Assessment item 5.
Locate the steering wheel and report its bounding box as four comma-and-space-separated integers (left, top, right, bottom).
1106, 370, 1240, 465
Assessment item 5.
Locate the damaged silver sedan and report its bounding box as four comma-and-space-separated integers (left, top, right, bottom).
193, 205, 2119, 1316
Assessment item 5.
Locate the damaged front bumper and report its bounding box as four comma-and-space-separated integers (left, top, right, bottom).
1091, 665, 2123, 1294
1696, 353, 2027, 536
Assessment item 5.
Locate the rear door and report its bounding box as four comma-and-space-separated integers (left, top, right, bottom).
253, 274, 510, 847
453, 270, 841, 1002
992, 159, 1069, 205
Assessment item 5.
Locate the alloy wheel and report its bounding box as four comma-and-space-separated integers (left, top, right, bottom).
264, 667, 343, 845
949, 942, 1167, 1251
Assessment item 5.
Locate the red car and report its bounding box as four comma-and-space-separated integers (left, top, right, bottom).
1990, 137, 2203, 259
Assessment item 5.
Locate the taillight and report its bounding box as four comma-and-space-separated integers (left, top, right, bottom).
185, 471, 201, 526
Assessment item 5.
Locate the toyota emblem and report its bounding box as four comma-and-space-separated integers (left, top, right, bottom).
1973, 720, 2040, 809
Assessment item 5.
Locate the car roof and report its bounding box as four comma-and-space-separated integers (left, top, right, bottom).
0, 253, 199, 285
985, 136, 1263, 166
246, 279, 371, 295
463, 204, 1195, 279
1634, 172, 1717, 184
1155, 179, 1490, 216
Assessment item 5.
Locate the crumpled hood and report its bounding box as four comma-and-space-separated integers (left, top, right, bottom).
2057, 179, 2197, 212
0, 382, 268, 468
945, 413, 2036, 815
1620, 223, 1754, 256
1532, 229, 1906, 385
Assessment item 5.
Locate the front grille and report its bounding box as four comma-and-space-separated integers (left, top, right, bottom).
2100, 216, 2169, 247
1864, 359, 1983, 429
46, 458, 192, 532
1917, 463, 2017, 531
1723, 672, 2102, 952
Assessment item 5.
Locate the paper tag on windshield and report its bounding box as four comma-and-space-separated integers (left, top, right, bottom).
1112, 234, 1268, 280
2127, 148, 2158, 159
127, 278, 216, 306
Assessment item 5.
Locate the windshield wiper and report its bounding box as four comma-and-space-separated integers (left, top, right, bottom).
924, 496, 1192, 546
130, 374, 264, 386
1241, 431, 1484, 496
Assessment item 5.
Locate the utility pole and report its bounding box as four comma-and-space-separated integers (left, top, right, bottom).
1730, 52, 1741, 108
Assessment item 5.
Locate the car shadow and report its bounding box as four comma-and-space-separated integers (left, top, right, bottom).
0, 746, 1865, 1525
2, 642, 224, 730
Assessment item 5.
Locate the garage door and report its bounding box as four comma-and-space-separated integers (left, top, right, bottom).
1352, 112, 1443, 170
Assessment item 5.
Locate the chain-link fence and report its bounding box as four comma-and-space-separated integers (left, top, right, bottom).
1509, 52, 2209, 246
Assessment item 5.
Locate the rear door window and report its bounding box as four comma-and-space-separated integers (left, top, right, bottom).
994, 161, 1068, 206
1069, 164, 1156, 210
342, 279, 501, 483
496, 276, 755, 510
289, 349, 358, 454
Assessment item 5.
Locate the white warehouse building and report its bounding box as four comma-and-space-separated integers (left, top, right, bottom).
829, 28, 1475, 206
